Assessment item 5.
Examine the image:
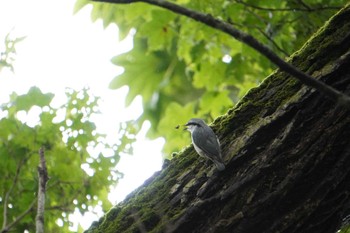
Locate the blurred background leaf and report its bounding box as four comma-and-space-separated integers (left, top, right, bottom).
0, 32, 25, 72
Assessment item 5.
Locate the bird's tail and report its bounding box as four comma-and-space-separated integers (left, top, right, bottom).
214, 160, 225, 171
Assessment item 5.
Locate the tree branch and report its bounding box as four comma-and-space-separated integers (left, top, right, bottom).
256, 28, 290, 57
36, 147, 49, 233
225, 17, 290, 57
0, 199, 37, 233
241, 7, 290, 57
2, 159, 25, 230
93, 0, 350, 107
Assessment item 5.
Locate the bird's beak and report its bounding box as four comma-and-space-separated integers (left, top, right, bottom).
183, 124, 189, 131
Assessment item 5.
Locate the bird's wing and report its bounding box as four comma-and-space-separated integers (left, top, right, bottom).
192, 126, 221, 159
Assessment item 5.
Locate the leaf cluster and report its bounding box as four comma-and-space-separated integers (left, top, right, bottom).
0, 32, 26, 72
0, 87, 121, 232
75, 0, 346, 155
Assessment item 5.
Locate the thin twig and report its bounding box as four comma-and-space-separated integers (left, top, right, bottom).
256, 28, 290, 57
242, 7, 289, 57
235, 0, 341, 12
0, 199, 37, 233
93, 0, 350, 107
2, 159, 25, 230
243, 7, 290, 57
225, 17, 290, 57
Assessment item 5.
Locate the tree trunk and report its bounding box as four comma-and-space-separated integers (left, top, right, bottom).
85, 4, 350, 233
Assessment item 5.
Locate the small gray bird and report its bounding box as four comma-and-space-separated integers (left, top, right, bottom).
185, 118, 225, 171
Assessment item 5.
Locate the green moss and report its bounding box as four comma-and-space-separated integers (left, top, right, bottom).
289, 4, 350, 73
105, 207, 122, 222
141, 209, 161, 231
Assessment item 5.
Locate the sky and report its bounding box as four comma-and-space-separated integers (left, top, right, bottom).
0, 0, 164, 230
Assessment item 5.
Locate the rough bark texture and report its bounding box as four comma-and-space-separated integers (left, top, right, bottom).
86, 4, 350, 233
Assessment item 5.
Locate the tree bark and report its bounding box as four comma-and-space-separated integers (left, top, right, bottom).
85, 4, 350, 233
36, 147, 48, 233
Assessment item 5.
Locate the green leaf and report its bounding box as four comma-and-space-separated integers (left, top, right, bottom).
138, 10, 177, 52
73, 0, 89, 14
193, 60, 226, 90
110, 38, 170, 106
15, 87, 54, 112
199, 90, 233, 117
0, 118, 17, 139
176, 0, 191, 3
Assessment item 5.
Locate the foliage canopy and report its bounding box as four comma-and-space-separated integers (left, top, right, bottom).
0, 87, 120, 232
75, 0, 347, 156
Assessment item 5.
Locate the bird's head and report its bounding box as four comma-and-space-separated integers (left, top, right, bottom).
184, 118, 206, 133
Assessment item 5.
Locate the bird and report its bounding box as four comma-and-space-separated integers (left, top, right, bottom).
184, 118, 225, 171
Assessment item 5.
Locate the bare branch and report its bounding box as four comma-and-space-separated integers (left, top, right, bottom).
46, 205, 73, 212
93, 0, 350, 107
